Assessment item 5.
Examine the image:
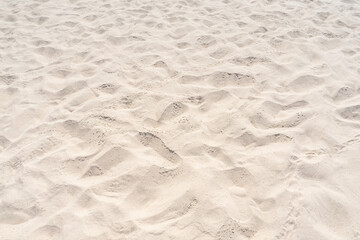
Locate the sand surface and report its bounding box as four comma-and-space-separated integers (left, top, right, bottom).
1, 0, 360, 239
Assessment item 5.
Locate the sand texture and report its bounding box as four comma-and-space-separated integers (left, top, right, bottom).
1, 0, 360, 239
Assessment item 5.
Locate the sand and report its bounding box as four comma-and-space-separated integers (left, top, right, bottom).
1, 0, 360, 239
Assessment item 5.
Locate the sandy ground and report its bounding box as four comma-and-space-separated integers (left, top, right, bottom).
1, 0, 360, 239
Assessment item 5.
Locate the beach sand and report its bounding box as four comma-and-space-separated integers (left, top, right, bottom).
1, 0, 360, 239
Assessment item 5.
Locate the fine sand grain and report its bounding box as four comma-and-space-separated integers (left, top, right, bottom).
1, 0, 360, 239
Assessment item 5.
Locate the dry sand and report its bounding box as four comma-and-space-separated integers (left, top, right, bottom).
1, 0, 360, 239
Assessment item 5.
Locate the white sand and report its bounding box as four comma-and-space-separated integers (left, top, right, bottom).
1, 0, 360, 239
